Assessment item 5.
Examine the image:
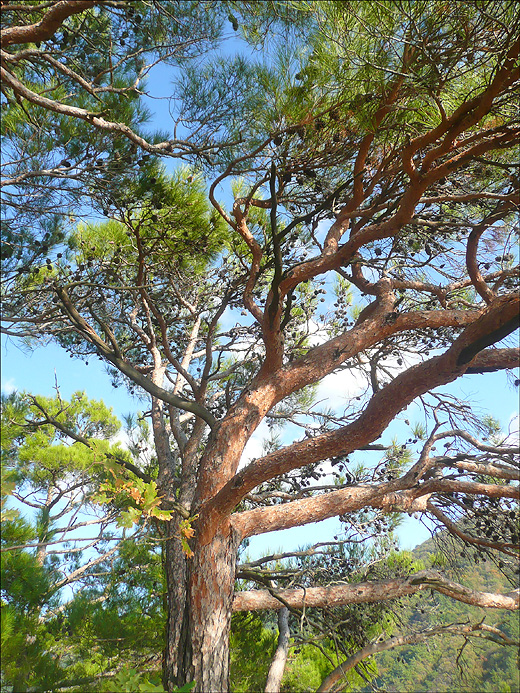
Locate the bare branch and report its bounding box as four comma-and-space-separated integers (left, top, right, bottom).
233, 570, 519, 612
317, 622, 519, 693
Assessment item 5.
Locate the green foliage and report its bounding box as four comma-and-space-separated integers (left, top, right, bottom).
0, 608, 66, 692
1, 507, 64, 689
0, 528, 54, 611
102, 668, 165, 692
1, 2, 519, 691
68, 168, 229, 275
411, 422, 427, 441
482, 414, 502, 440
1, 1, 227, 277
280, 644, 334, 692
230, 612, 278, 692
384, 438, 414, 472
1, 391, 125, 506
94, 477, 173, 527
230, 608, 376, 692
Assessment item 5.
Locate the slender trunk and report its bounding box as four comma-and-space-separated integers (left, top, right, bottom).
163, 521, 241, 692
265, 607, 290, 693
163, 518, 189, 691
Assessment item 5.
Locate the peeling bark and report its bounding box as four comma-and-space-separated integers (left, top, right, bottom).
163, 522, 189, 689
183, 527, 241, 691
233, 571, 520, 613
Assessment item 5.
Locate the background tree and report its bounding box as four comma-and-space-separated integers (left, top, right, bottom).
1, 1, 519, 691
0, 390, 170, 691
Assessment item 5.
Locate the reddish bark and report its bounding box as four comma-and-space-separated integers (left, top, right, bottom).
163, 524, 189, 687
205, 299, 519, 537
178, 528, 241, 691
1, 0, 98, 46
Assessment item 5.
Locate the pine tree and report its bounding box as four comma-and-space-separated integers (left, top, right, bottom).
1, 2, 518, 691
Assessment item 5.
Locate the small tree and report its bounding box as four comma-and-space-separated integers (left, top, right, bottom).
1, 2, 519, 691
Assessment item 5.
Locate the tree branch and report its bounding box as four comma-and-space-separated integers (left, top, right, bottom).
317, 622, 519, 693
0, 60, 176, 155
233, 570, 519, 613
54, 285, 216, 429
27, 395, 151, 483
207, 299, 519, 535
1, 0, 98, 46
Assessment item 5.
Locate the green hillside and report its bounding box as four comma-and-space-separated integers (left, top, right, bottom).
359, 536, 519, 693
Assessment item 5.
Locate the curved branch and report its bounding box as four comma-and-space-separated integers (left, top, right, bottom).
427, 502, 519, 558
447, 458, 519, 482
233, 471, 519, 541
206, 298, 519, 535
317, 622, 519, 693
431, 428, 520, 456
54, 285, 216, 429
465, 208, 513, 304
28, 395, 152, 483
279, 306, 481, 397
0, 61, 176, 155
456, 313, 520, 367
408, 571, 519, 609
234, 486, 431, 540
231, 201, 263, 323
410, 38, 519, 171
52, 541, 120, 592
1, 0, 97, 46
419, 478, 519, 504
232, 570, 520, 612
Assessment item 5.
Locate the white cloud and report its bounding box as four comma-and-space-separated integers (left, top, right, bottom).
110, 428, 132, 448
306, 318, 333, 347
239, 420, 271, 469
1, 377, 16, 395
316, 367, 366, 412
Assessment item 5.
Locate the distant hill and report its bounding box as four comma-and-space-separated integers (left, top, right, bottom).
357, 535, 519, 693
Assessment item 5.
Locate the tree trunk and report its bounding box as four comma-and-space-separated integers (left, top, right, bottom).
163, 520, 241, 693
265, 607, 290, 693
163, 518, 189, 691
